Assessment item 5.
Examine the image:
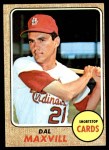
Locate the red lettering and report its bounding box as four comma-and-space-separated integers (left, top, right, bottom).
40, 135, 47, 142
33, 136, 39, 142
48, 135, 54, 142
86, 125, 90, 132
77, 125, 100, 132
63, 135, 67, 142
91, 125, 95, 132
77, 125, 81, 132
24, 135, 32, 142
96, 125, 99, 132
82, 126, 85, 132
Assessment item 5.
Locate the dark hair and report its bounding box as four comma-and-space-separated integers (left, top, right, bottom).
50, 32, 58, 40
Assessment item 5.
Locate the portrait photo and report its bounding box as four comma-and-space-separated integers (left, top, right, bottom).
11, 8, 103, 127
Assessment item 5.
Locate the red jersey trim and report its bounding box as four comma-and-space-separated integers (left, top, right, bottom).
19, 70, 55, 93
73, 95, 90, 111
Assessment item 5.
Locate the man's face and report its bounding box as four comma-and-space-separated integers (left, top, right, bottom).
28, 32, 60, 65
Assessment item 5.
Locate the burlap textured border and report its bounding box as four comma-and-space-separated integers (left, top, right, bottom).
4, 3, 106, 147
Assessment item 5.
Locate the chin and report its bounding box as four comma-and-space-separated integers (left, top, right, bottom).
35, 58, 44, 64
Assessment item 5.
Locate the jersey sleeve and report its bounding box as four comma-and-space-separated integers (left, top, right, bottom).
13, 57, 55, 93
73, 86, 90, 103
19, 70, 55, 93
13, 57, 43, 74
73, 95, 90, 111
72, 86, 90, 111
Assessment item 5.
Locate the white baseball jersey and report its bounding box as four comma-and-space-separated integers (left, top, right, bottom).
13, 56, 90, 126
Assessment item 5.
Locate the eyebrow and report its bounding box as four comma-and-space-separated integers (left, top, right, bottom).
28, 36, 46, 41
38, 37, 46, 40
28, 38, 34, 41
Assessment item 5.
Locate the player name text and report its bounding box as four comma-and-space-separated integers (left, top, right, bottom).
24, 135, 67, 142
24, 128, 67, 143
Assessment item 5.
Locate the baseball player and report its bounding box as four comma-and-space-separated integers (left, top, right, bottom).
13, 14, 101, 125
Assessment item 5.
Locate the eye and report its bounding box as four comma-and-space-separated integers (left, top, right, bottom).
28, 39, 34, 44
38, 37, 45, 42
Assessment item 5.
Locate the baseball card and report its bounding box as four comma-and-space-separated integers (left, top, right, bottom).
3, 3, 106, 147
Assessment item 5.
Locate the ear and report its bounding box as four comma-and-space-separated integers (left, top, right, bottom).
54, 36, 60, 47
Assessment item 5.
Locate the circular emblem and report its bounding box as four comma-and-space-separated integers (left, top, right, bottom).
72, 110, 103, 142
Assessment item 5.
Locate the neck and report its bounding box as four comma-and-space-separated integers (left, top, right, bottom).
40, 61, 57, 71
39, 50, 57, 71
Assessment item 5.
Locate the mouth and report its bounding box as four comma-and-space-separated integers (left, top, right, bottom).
34, 51, 43, 56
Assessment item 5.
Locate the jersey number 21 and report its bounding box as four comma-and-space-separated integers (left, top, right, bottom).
48, 106, 66, 124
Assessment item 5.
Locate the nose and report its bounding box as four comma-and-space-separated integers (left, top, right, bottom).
31, 41, 41, 52
33, 40, 40, 48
